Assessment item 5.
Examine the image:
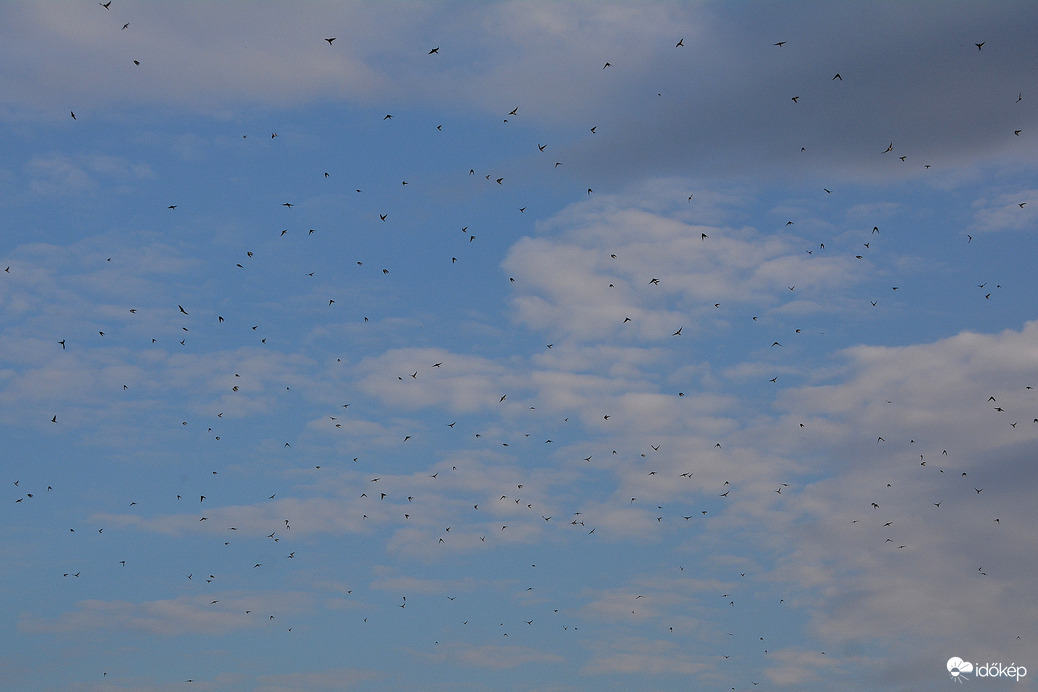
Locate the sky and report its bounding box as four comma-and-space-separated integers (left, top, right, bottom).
1, 1, 1037, 690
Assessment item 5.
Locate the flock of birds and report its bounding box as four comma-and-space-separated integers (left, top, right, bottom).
4, 4, 1033, 689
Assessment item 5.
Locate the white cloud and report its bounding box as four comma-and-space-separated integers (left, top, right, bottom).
426, 641, 564, 670
253, 668, 379, 692
582, 636, 711, 675
970, 189, 1038, 232
20, 591, 310, 636
504, 193, 865, 341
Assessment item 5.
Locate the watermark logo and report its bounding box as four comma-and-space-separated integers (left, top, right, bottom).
948, 657, 974, 682
947, 656, 1027, 683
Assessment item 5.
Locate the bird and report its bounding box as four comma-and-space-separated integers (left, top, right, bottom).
976, 42, 985, 50
429, 47, 439, 54
70, 111, 76, 120
325, 37, 336, 45
100, 0, 111, 7
676, 38, 684, 47
774, 41, 786, 46
832, 73, 842, 80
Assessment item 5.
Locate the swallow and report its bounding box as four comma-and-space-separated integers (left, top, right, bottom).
325, 37, 336, 45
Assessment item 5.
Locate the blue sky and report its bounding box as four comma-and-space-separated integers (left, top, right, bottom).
2, 2, 1037, 690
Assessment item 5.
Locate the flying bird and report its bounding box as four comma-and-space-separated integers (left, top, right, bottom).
325, 38, 335, 45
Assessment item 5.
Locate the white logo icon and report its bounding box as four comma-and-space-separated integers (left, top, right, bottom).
948, 657, 974, 682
